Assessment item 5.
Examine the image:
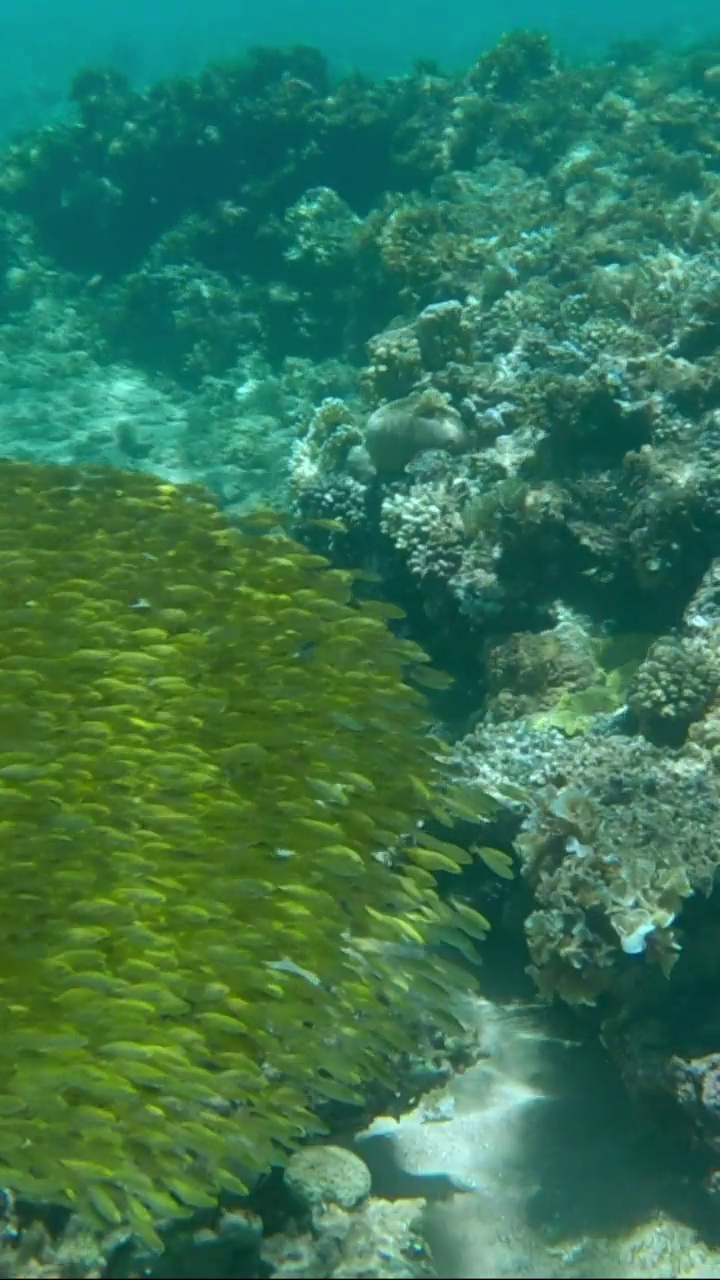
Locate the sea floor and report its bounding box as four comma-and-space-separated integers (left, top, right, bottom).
357, 995, 720, 1280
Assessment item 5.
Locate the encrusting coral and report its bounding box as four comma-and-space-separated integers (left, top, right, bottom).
0, 458, 483, 1250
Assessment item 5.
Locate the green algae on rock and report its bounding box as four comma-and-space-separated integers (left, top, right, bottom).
0, 459, 477, 1249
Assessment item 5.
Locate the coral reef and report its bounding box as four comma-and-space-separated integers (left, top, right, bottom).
283, 1148, 372, 1213
0, 1214, 109, 1279
14, 21, 720, 1252
261, 1147, 433, 1279
363, 391, 469, 476
10, 33, 720, 659
261, 1192, 433, 1280
628, 635, 718, 745
454, 714, 720, 1005
0, 1191, 266, 1278
483, 617, 601, 723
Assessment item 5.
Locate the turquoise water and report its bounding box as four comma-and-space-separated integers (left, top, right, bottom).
2, 0, 719, 139
6, 0, 718, 69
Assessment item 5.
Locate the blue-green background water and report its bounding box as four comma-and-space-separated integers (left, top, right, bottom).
2, 0, 720, 139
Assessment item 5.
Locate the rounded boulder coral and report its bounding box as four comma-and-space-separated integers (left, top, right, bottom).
363, 389, 470, 474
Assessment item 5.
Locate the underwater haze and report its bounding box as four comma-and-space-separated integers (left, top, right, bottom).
2, 0, 720, 135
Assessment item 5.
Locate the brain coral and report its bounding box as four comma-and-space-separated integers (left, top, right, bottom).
0, 460, 476, 1248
